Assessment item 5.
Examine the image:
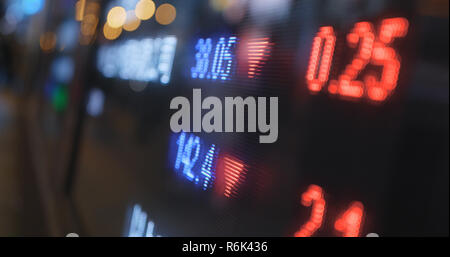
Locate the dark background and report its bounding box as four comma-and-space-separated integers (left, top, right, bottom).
0, 0, 447, 236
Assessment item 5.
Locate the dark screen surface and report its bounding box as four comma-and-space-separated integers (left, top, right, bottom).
67, 0, 449, 237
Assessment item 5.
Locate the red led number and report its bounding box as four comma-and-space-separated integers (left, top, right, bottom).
294, 185, 326, 237
306, 27, 336, 93
334, 202, 364, 237
368, 18, 409, 101
307, 18, 409, 102
329, 21, 375, 98
294, 185, 365, 237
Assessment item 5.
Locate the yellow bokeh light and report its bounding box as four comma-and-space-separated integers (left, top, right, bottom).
155, 3, 176, 25
40, 32, 57, 52
209, 0, 231, 12
123, 10, 141, 32
80, 14, 98, 36
107, 6, 127, 28
135, 0, 156, 21
79, 35, 95, 45
75, 0, 86, 21
103, 23, 123, 40
85, 1, 100, 14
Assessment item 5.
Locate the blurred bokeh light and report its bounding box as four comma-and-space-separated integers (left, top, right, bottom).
155, 3, 176, 25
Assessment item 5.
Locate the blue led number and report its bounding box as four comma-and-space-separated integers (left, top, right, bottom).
223, 37, 237, 80
127, 204, 162, 237
210, 37, 237, 80
175, 132, 186, 170
191, 38, 213, 79
175, 133, 200, 181
200, 144, 217, 190
97, 36, 177, 84
173, 132, 218, 190
128, 204, 147, 237
191, 36, 237, 81
210, 37, 225, 80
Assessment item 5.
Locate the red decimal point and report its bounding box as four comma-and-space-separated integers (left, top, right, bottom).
294, 185, 326, 237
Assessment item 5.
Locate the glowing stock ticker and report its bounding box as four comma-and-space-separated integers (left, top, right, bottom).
191, 36, 273, 81
97, 36, 177, 84
161, 18, 406, 237
306, 17, 409, 102
294, 185, 365, 237
171, 134, 366, 236
171, 132, 247, 198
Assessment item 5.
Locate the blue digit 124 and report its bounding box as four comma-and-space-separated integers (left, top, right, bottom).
174, 132, 219, 190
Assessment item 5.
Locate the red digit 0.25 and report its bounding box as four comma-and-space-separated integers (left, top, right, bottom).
306, 18, 409, 102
